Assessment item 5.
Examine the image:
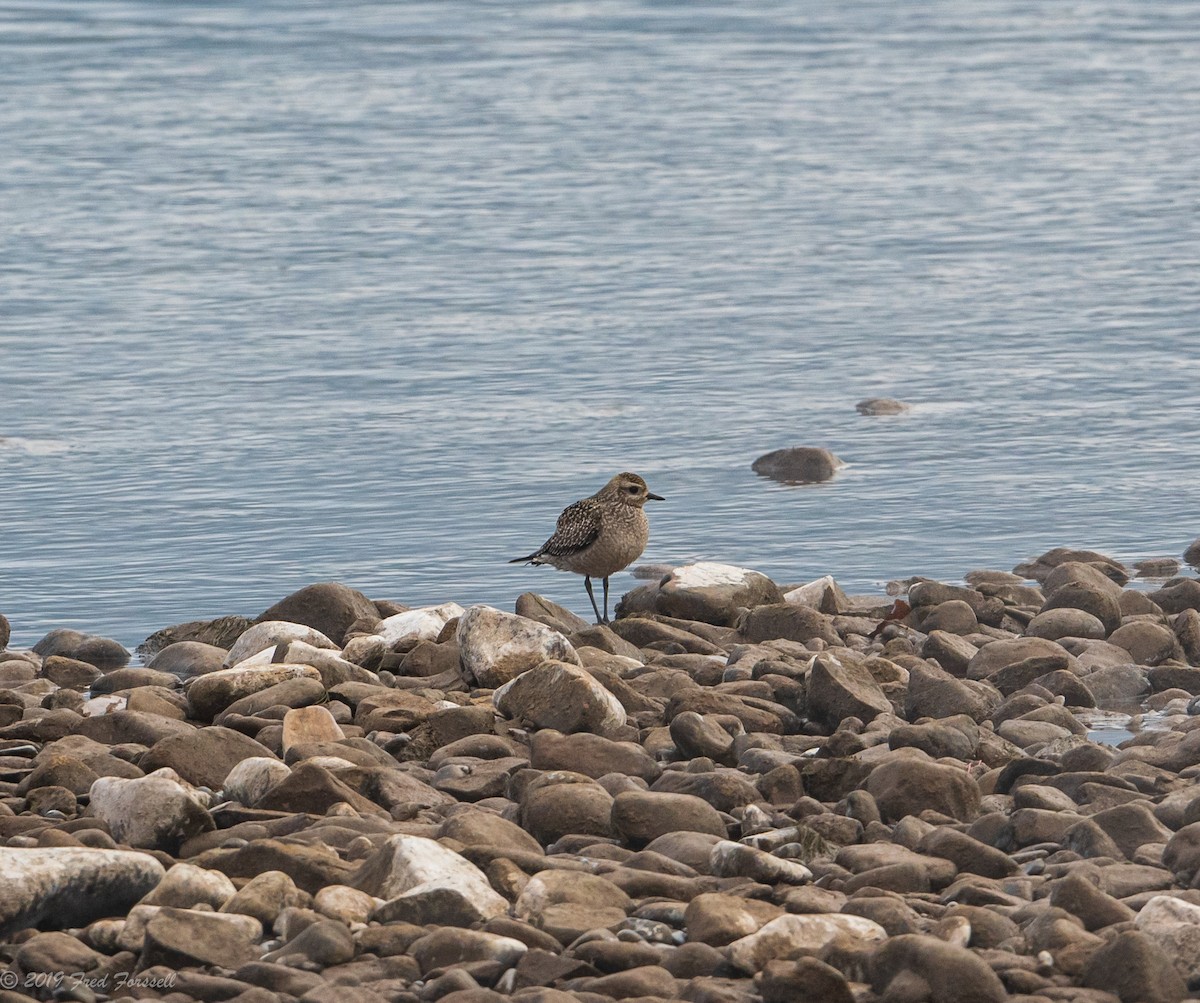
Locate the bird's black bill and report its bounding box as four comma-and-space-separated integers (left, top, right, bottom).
647, 492, 665, 501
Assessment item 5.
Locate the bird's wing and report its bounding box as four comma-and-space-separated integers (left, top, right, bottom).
537, 498, 602, 558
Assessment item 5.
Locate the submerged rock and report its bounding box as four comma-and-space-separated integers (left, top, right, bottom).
752, 446, 844, 484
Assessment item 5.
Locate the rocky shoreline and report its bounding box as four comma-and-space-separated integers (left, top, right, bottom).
3, 547, 1200, 1003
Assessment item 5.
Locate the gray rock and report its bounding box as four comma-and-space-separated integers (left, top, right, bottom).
32, 628, 130, 670
752, 447, 844, 484
1109, 621, 1183, 665
727, 913, 886, 973
186, 662, 322, 721
1081, 929, 1186, 1003
870, 934, 1007, 1003
141, 907, 261, 970
255, 582, 379, 646
140, 862, 237, 910
353, 834, 507, 923
740, 603, 840, 645
856, 398, 910, 415
865, 753, 982, 823
88, 770, 214, 852
0, 847, 165, 937
224, 756, 291, 806
139, 725, 279, 790
494, 660, 626, 734
807, 653, 891, 730
611, 789, 728, 845
1026, 607, 1106, 641
147, 640, 229, 678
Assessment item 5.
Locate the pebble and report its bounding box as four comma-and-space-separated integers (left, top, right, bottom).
1, 550, 1199, 1000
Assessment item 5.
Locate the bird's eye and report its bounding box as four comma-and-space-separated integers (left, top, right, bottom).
626, 485, 639, 494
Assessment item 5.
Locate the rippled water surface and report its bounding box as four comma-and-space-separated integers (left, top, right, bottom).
2, 1, 1199, 649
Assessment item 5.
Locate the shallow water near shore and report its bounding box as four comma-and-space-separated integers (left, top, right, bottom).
2, 1, 1199, 650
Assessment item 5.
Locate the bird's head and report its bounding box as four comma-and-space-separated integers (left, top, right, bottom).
603, 472, 664, 507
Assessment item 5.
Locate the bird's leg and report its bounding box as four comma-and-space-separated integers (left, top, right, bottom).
602, 576, 611, 624
584, 576, 604, 624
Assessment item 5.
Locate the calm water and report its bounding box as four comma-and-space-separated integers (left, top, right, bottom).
2, 1, 1199, 651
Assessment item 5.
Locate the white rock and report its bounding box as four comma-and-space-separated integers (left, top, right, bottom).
223, 757, 291, 807
1134, 894, 1200, 978
224, 621, 338, 667
783, 575, 848, 611
139, 862, 237, 910
493, 661, 626, 734
669, 562, 764, 589
0, 848, 165, 937
89, 770, 214, 851
355, 834, 507, 922
376, 602, 465, 647
726, 913, 887, 973
457, 605, 579, 688
81, 694, 127, 716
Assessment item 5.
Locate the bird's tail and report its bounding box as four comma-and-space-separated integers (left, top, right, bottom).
508, 552, 543, 565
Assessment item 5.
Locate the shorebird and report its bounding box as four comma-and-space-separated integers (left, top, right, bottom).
509, 472, 664, 624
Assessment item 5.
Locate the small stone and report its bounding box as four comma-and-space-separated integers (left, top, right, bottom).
683, 892, 783, 947
653, 562, 784, 625
353, 834, 508, 924
224, 620, 338, 666
865, 753, 982, 823
1081, 929, 1186, 1003
33, 628, 130, 670
314, 884, 378, 925
224, 756, 292, 806
282, 705, 345, 752
221, 870, 310, 927
408, 928, 527, 975
727, 913, 886, 973
522, 780, 616, 845
870, 934, 1007, 1003
760, 957, 854, 1003
146, 640, 229, 678
1026, 607, 1107, 641
254, 582, 380, 646
139, 725, 280, 790
856, 397, 910, 416
1134, 895, 1200, 983
669, 712, 738, 763
529, 730, 661, 781
494, 660, 626, 734
1109, 621, 1182, 665
140, 862, 237, 910
611, 790, 728, 845
806, 652, 892, 730
141, 907, 261, 970
264, 916, 354, 967
186, 662, 322, 721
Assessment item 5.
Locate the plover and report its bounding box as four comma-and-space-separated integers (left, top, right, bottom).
510, 472, 664, 624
